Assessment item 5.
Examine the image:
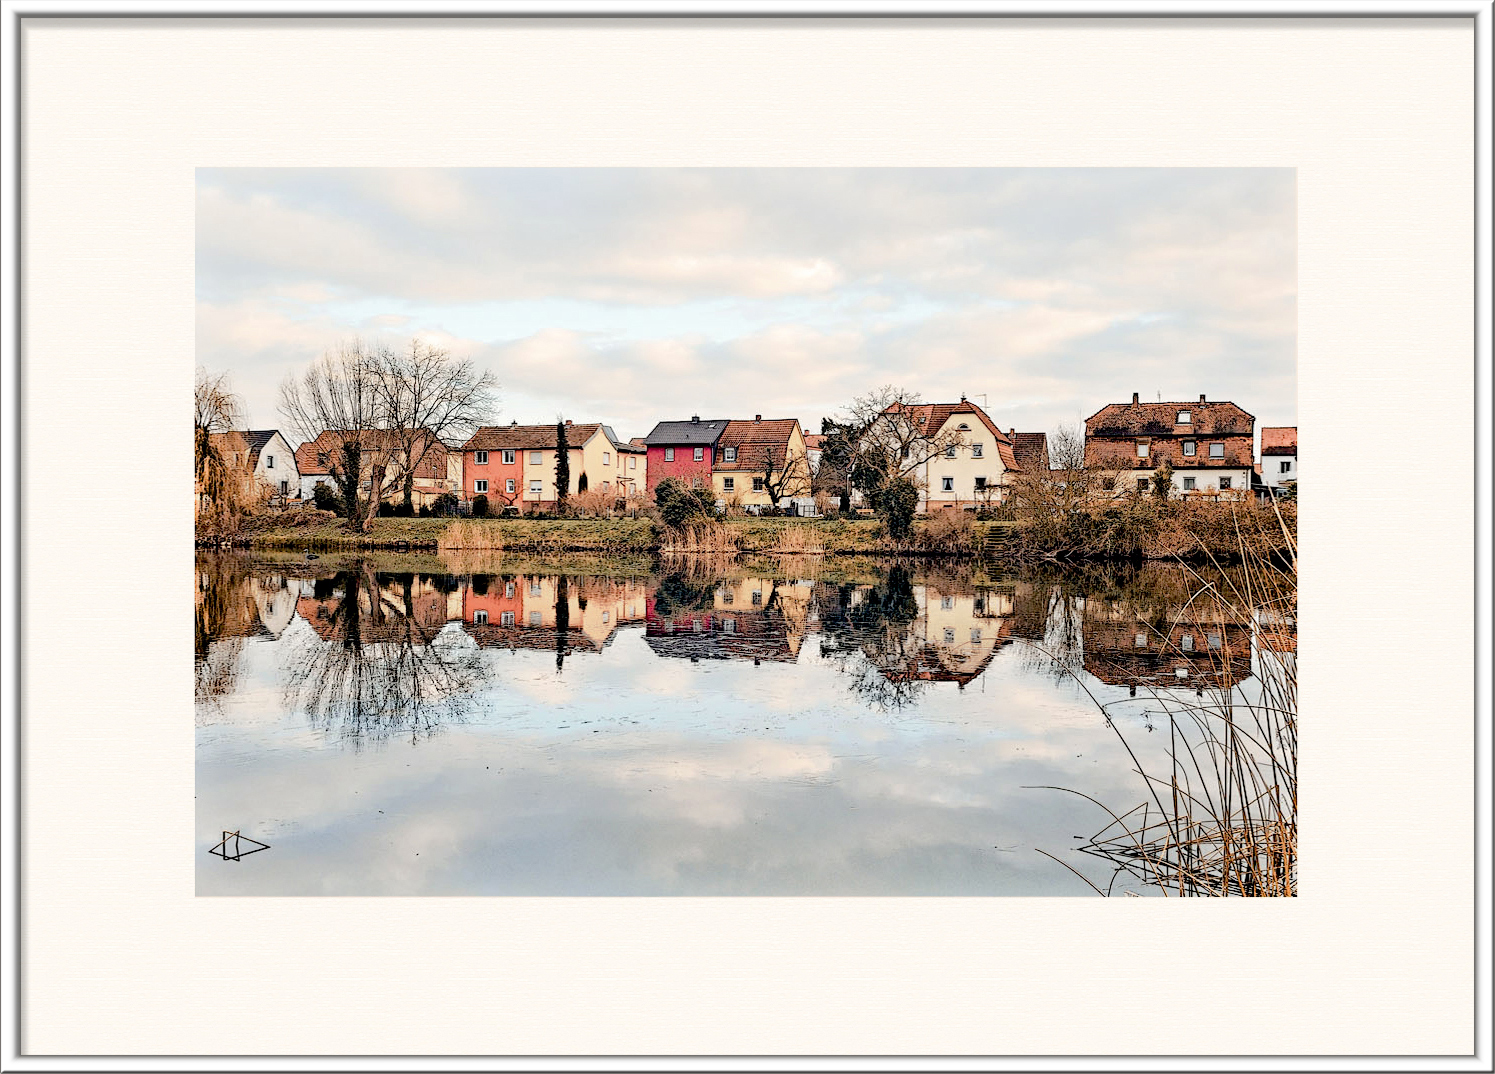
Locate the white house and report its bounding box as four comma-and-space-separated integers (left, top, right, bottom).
1260, 427, 1297, 492
210, 429, 299, 501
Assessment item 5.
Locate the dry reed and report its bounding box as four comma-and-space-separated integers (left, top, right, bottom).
437, 520, 505, 553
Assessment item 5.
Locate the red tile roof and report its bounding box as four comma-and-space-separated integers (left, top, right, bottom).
714, 418, 803, 473
1010, 432, 1049, 473
293, 429, 449, 479
1260, 426, 1297, 455
1086, 399, 1254, 437
463, 422, 604, 452
887, 401, 1023, 472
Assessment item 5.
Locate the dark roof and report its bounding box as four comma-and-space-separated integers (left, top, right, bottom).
643, 419, 730, 447
1010, 432, 1049, 473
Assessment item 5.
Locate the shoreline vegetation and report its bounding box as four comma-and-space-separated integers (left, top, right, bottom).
199, 498, 1295, 564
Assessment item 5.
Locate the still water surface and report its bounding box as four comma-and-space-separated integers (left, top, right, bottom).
195, 552, 1270, 895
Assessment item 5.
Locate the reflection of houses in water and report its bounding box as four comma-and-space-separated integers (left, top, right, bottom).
644, 576, 814, 663
460, 575, 648, 654
197, 570, 298, 640
294, 573, 451, 645
911, 585, 1016, 685
1081, 602, 1254, 690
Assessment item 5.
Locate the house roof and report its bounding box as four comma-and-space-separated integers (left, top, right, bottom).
1010, 432, 1049, 473
293, 428, 449, 478
803, 434, 826, 451
1085, 398, 1254, 437
887, 400, 1023, 472
210, 429, 284, 470
714, 418, 802, 472
462, 422, 604, 452
643, 418, 730, 447
1260, 426, 1297, 455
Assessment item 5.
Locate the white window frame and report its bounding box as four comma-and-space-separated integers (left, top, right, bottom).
722, 477, 735, 492
502, 449, 515, 464
1219, 477, 1233, 490
505, 478, 515, 494
693, 446, 704, 462
473, 610, 488, 625
500, 611, 515, 627
529, 480, 542, 494
665, 447, 675, 462
724, 446, 737, 462
1177, 410, 1191, 424
475, 450, 489, 465
1183, 476, 1196, 491
529, 450, 542, 464
1209, 442, 1225, 458
941, 476, 954, 492
945, 444, 957, 458
1136, 477, 1148, 493
475, 479, 488, 493
1280, 460, 1291, 474
1137, 441, 1150, 458
971, 443, 983, 458
603, 451, 611, 465
629, 456, 636, 470
752, 477, 764, 492
266, 454, 274, 469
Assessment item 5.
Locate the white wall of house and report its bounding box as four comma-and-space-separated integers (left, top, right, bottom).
920, 427, 1012, 510
301, 473, 334, 500
252, 432, 298, 498
1263, 455, 1297, 488
1124, 467, 1254, 497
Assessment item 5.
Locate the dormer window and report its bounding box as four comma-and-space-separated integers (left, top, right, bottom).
1177, 410, 1192, 424
1137, 441, 1150, 458
724, 446, 737, 462
317, 452, 328, 467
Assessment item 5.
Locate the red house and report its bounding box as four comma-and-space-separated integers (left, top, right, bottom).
642, 415, 728, 492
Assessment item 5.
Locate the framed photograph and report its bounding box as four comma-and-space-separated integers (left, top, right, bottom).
5, 3, 1488, 1067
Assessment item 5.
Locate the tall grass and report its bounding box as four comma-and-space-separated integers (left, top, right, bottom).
771, 524, 827, 555
438, 520, 505, 552
658, 521, 740, 554
1039, 502, 1297, 896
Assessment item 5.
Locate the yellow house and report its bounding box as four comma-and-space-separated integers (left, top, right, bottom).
710, 417, 814, 513
462, 420, 645, 512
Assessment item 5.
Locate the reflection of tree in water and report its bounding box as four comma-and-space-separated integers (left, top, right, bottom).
816, 565, 930, 710
650, 570, 720, 619
282, 563, 489, 744
195, 555, 297, 711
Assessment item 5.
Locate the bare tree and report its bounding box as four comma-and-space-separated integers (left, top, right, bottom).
372, 340, 499, 512
279, 340, 394, 532
195, 367, 246, 517
746, 443, 811, 512
840, 385, 968, 501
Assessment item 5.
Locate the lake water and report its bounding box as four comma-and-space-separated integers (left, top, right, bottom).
195, 551, 1285, 895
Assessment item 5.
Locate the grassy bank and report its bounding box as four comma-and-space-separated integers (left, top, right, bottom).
1008, 499, 1295, 563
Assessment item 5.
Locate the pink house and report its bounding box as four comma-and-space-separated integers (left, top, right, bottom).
642, 415, 728, 492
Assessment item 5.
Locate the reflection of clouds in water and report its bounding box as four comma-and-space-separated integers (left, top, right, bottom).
196, 557, 1272, 895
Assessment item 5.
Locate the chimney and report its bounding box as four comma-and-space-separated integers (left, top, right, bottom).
1132, 393, 1140, 405
754, 414, 762, 423
1009, 428, 1016, 438
691, 415, 700, 424
565, 419, 572, 426
1200, 393, 1207, 403
510, 419, 517, 426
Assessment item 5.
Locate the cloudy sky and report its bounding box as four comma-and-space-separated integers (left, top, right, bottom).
197, 168, 1296, 446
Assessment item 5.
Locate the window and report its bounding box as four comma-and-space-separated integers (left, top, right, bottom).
266, 454, 274, 469
529, 480, 542, 494
722, 591, 733, 605
943, 628, 956, 644
665, 447, 675, 461
941, 476, 954, 492
500, 611, 515, 627
1209, 442, 1224, 458
1220, 477, 1233, 490
1182, 441, 1196, 457
531, 582, 542, 596
1280, 461, 1292, 474
526, 450, 540, 464
974, 476, 986, 491
1137, 441, 1150, 457
502, 449, 515, 464
601, 480, 610, 490
946, 444, 957, 458
1135, 632, 1147, 647
940, 596, 953, 610
505, 479, 515, 494
1207, 633, 1222, 650
530, 611, 542, 626
724, 446, 737, 462
970, 629, 982, 644
1183, 477, 1196, 491
475, 450, 489, 465
317, 452, 328, 466
752, 477, 764, 492
693, 447, 704, 462
971, 443, 983, 458
1137, 478, 1148, 493
957, 423, 969, 430
603, 452, 611, 465
629, 457, 636, 470
723, 477, 735, 492
473, 610, 489, 625
602, 611, 609, 623
1177, 410, 1191, 424
751, 590, 762, 605
505, 582, 515, 597
1181, 634, 1194, 651
722, 618, 736, 633
691, 619, 703, 633
279, 480, 288, 496
475, 479, 488, 493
